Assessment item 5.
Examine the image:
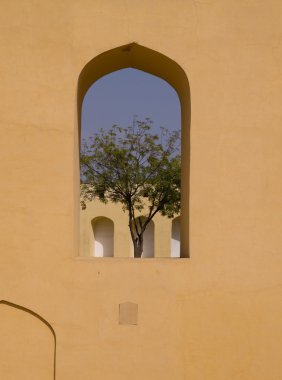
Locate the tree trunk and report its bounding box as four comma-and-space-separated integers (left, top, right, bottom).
133, 235, 143, 258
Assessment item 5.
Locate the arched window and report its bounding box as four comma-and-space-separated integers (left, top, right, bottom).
171, 216, 180, 258
77, 43, 190, 258
91, 217, 114, 257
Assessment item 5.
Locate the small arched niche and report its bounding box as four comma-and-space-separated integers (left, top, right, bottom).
171, 216, 181, 258
0, 300, 56, 380
76, 43, 190, 258
91, 217, 114, 257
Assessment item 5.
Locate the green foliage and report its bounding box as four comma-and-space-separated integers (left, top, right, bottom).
80, 119, 181, 257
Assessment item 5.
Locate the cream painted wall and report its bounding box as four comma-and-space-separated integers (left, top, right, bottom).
0, 1, 282, 379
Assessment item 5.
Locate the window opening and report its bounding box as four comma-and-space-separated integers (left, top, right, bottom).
77, 43, 190, 258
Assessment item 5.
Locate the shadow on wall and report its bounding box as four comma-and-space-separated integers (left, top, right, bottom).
0, 300, 56, 380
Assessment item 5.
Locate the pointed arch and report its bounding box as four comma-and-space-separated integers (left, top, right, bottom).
0, 300, 56, 379
76, 43, 190, 257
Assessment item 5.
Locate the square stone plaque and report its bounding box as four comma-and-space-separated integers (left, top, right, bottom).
119, 302, 138, 325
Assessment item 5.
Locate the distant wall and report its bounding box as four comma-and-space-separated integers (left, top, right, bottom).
81, 199, 176, 258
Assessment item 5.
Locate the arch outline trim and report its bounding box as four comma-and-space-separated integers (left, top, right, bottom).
0, 299, 57, 380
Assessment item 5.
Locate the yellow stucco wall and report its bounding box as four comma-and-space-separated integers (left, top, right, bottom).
0, 1, 282, 379
0, 300, 55, 380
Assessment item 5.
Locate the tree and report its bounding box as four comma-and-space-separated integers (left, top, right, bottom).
80, 119, 181, 258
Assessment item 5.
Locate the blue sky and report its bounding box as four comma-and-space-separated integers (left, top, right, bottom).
81, 68, 181, 142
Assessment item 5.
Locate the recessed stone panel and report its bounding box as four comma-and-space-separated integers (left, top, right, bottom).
119, 302, 138, 325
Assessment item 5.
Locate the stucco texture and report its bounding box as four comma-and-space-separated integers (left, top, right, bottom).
0, 1, 282, 379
